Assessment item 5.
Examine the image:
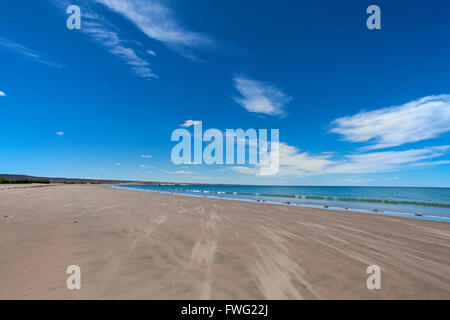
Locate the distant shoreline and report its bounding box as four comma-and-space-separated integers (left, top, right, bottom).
1, 173, 449, 189
110, 184, 450, 223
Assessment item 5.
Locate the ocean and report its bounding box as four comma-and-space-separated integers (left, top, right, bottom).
110, 185, 450, 222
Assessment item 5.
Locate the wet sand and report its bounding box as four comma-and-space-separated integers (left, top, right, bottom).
0, 184, 449, 299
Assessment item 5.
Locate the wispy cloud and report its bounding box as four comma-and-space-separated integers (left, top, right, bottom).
0, 37, 64, 68
233, 76, 292, 116
409, 160, 450, 167
52, 0, 157, 78
82, 19, 158, 79
180, 120, 201, 127
0, 91, 6, 97
232, 143, 450, 177
181, 161, 201, 165
232, 95, 450, 178
233, 142, 334, 176
344, 178, 374, 183
327, 146, 450, 174
55, 131, 64, 136
162, 169, 193, 174
95, 0, 213, 49
141, 154, 152, 158
54, 0, 213, 76
330, 95, 450, 150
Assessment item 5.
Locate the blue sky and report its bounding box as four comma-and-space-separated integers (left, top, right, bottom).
1, 0, 450, 187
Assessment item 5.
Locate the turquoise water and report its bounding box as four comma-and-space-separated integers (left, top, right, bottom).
110, 185, 450, 222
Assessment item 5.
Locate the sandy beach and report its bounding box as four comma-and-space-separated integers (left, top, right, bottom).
0, 184, 449, 299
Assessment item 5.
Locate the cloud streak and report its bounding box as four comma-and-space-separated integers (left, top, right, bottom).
330, 95, 450, 150
180, 120, 201, 127
54, 0, 214, 77
162, 169, 193, 175
95, 0, 213, 49
0, 91, 6, 97
327, 146, 450, 174
232, 143, 450, 177
233, 76, 292, 116
232, 143, 334, 177
53, 0, 157, 78
0, 37, 65, 68
82, 18, 158, 79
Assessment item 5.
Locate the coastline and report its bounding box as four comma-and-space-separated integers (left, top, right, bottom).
1, 184, 449, 299
109, 185, 450, 223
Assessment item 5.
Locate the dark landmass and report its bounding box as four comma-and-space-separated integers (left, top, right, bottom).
1, 177, 50, 184
0, 174, 180, 185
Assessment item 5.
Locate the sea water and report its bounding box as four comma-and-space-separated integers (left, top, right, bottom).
110, 185, 450, 222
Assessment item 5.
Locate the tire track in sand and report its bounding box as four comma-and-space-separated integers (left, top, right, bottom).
129, 215, 167, 252
248, 222, 319, 299
188, 204, 220, 299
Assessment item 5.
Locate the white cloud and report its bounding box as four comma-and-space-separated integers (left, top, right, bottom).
409, 160, 450, 167
330, 95, 450, 150
233, 76, 292, 116
55, 131, 64, 136
147, 50, 156, 56
326, 146, 450, 174
95, 0, 213, 49
115, 162, 122, 166
180, 120, 201, 127
224, 130, 259, 148
181, 161, 201, 165
232, 142, 335, 177
0, 91, 6, 97
344, 178, 374, 183
232, 142, 450, 177
141, 154, 152, 158
51, 0, 156, 79
231, 95, 450, 179
278, 143, 334, 172
82, 19, 157, 79
139, 164, 148, 168
162, 170, 193, 175
0, 37, 64, 68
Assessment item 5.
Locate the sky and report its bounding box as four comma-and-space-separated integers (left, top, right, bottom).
1, 0, 450, 187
